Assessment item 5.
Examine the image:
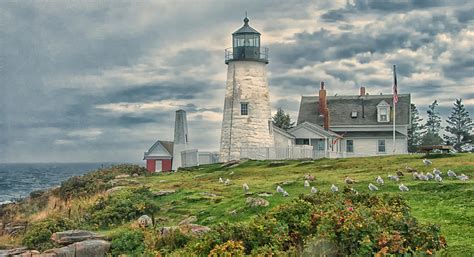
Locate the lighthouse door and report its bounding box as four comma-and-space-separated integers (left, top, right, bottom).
155, 160, 162, 172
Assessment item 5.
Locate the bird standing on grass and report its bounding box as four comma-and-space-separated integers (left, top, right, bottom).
304, 180, 310, 187
242, 183, 249, 192
423, 159, 432, 166
399, 184, 409, 192
388, 175, 399, 181
457, 174, 469, 181
276, 185, 284, 193
426, 172, 434, 180
368, 183, 379, 191
376, 176, 384, 185
435, 174, 442, 182
224, 179, 231, 185
433, 168, 442, 176
311, 187, 318, 194
219, 177, 224, 183
331, 184, 339, 192
282, 191, 289, 197
447, 170, 457, 178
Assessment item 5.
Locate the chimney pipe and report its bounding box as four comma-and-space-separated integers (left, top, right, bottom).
318, 81, 330, 130
360, 86, 366, 96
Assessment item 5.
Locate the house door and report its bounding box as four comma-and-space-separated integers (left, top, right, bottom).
155, 160, 162, 172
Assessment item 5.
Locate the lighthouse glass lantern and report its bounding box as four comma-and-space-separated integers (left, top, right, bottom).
225, 17, 268, 64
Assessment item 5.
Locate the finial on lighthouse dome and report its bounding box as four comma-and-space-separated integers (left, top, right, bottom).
244, 16, 249, 25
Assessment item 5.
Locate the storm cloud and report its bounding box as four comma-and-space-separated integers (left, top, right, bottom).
0, 0, 472, 162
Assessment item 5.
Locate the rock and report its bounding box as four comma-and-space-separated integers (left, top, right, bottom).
0, 247, 28, 256
178, 216, 197, 225
45, 240, 110, 257
3, 222, 27, 236
304, 174, 315, 181
114, 174, 130, 179
137, 215, 153, 228
105, 186, 126, 194
159, 180, 167, 183
185, 224, 210, 235
51, 230, 105, 245
220, 160, 240, 168
245, 197, 269, 208
158, 226, 179, 237
132, 173, 139, 177
257, 192, 273, 197
199, 192, 218, 197
152, 190, 176, 196
281, 180, 295, 186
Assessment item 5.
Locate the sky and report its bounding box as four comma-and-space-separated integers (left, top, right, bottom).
1, 0, 473, 163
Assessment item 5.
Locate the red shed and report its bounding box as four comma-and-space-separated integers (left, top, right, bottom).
143, 140, 173, 172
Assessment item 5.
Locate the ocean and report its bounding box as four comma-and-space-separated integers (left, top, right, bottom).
0, 163, 115, 203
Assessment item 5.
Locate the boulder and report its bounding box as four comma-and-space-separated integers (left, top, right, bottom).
152, 190, 176, 196
257, 192, 273, 197
132, 173, 139, 177
220, 160, 240, 168
178, 216, 197, 225
44, 240, 110, 257
137, 215, 153, 228
51, 230, 105, 245
105, 186, 126, 194
3, 222, 27, 236
245, 197, 269, 208
0, 247, 28, 256
183, 224, 210, 236
114, 174, 130, 179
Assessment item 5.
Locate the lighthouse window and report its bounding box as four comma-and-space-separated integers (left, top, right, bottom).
240, 102, 248, 115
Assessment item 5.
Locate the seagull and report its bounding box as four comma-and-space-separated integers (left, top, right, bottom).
388, 175, 399, 181
457, 174, 469, 181
219, 177, 224, 183
242, 183, 249, 192
418, 173, 429, 181
423, 159, 432, 166
304, 180, 310, 187
405, 166, 417, 173
434, 174, 442, 182
276, 185, 284, 193
349, 188, 359, 195
376, 176, 384, 185
368, 183, 379, 191
344, 176, 355, 184
447, 170, 457, 178
413, 172, 420, 180
282, 191, 289, 197
399, 184, 409, 192
433, 168, 442, 176
331, 184, 339, 193
396, 170, 404, 177
224, 179, 231, 185
426, 172, 434, 180
311, 186, 318, 194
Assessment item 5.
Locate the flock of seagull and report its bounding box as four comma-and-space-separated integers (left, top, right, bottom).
218, 158, 470, 197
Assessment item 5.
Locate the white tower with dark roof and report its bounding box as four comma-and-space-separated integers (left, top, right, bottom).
219, 17, 274, 162
172, 109, 188, 170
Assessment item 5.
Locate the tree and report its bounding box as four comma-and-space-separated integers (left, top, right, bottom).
421, 100, 443, 146
444, 99, 473, 150
272, 108, 294, 130
408, 103, 425, 152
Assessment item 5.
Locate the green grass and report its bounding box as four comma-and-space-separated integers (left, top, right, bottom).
129, 153, 474, 255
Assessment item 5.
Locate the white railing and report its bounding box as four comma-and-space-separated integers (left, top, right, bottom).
240, 146, 314, 160
181, 149, 219, 168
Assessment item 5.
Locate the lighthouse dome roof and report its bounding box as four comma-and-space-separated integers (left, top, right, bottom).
233, 17, 260, 35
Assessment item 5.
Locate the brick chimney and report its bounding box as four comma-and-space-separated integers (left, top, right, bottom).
319, 81, 330, 130
360, 86, 366, 96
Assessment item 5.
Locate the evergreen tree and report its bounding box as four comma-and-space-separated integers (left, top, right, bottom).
422, 100, 443, 145
444, 99, 473, 150
408, 103, 425, 152
272, 108, 294, 130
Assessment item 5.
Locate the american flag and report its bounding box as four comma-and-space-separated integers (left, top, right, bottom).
393, 65, 398, 104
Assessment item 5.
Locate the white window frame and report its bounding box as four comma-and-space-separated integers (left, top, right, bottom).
377, 101, 391, 123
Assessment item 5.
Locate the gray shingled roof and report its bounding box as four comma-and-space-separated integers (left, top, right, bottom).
297, 94, 411, 126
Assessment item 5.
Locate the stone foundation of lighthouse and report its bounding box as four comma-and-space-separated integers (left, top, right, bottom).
219, 61, 274, 162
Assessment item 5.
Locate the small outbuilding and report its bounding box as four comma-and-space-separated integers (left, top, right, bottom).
143, 140, 173, 172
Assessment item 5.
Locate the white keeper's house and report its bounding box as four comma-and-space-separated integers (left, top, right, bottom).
273, 82, 411, 158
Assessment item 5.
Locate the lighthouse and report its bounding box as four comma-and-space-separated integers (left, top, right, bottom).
219, 16, 274, 162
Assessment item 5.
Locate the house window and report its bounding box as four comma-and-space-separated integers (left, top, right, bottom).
346, 140, 354, 152
378, 140, 386, 153
316, 140, 325, 151
240, 102, 248, 115
379, 108, 388, 122
296, 138, 310, 145
351, 111, 358, 118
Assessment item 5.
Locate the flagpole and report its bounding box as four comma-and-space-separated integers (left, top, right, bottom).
393, 65, 396, 154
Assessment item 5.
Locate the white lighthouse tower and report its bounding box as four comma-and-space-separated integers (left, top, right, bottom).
219, 16, 274, 162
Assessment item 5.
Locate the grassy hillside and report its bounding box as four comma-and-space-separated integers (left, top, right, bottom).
2, 153, 473, 255
141, 154, 473, 254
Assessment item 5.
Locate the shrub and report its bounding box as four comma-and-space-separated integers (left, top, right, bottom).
57, 164, 148, 201
155, 229, 191, 254
22, 217, 74, 251
209, 240, 245, 256
87, 187, 159, 228
110, 228, 146, 256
